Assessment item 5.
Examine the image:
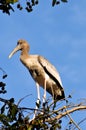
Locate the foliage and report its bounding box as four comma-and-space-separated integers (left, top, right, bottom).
0, 0, 68, 15
0, 68, 86, 130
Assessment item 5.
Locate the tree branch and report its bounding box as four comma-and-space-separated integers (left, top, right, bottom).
65, 109, 81, 130
46, 105, 86, 122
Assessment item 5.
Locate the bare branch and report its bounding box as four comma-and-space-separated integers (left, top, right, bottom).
73, 117, 86, 130
65, 109, 81, 130
46, 105, 86, 122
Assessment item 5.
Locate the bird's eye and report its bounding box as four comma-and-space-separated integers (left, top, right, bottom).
17, 42, 19, 45
17, 41, 22, 45
17, 41, 20, 45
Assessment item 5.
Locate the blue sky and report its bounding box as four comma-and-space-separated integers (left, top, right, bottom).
0, 0, 86, 129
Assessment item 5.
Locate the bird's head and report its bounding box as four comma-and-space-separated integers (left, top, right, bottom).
9, 39, 30, 58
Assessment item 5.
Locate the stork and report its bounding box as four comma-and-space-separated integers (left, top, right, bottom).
9, 39, 65, 115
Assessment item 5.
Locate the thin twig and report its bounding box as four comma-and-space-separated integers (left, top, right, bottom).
46, 105, 86, 122
17, 94, 32, 106
73, 117, 86, 130
65, 108, 81, 130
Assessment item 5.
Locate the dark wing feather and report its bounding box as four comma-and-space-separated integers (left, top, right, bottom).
38, 56, 65, 99
38, 56, 63, 88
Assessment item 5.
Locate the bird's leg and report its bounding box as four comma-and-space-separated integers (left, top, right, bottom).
36, 82, 41, 108
42, 79, 47, 117
36, 82, 40, 101
43, 79, 46, 104
32, 82, 40, 119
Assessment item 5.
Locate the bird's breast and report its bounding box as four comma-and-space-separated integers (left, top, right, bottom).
20, 57, 47, 84
20, 56, 62, 98
29, 67, 47, 85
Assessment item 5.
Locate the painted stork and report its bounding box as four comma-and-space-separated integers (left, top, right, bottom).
9, 39, 65, 105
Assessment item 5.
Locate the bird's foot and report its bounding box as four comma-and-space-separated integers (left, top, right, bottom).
30, 99, 41, 122
42, 97, 48, 108
36, 98, 41, 108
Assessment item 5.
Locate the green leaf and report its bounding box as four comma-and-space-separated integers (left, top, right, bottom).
52, 0, 57, 6
3, 74, 8, 79
27, 126, 32, 130
6, 0, 18, 4
8, 104, 18, 120
11, 105, 18, 118
0, 114, 10, 126
1, 104, 6, 114
61, 0, 68, 2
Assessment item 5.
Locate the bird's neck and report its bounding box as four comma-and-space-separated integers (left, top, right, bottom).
21, 49, 29, 59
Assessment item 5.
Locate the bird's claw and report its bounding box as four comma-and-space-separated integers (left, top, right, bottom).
36, 98, 41, 108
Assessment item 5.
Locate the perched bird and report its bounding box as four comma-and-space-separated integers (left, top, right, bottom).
9, 39, 65, 103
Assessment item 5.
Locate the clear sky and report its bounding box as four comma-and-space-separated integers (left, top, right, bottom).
0, 0, 86, 129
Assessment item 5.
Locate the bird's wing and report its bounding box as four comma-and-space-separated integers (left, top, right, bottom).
38, 56, 63, 89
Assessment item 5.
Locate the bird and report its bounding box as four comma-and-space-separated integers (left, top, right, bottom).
9, 39, 65, 105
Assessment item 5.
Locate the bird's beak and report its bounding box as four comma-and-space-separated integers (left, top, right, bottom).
9, 44, 21, 59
